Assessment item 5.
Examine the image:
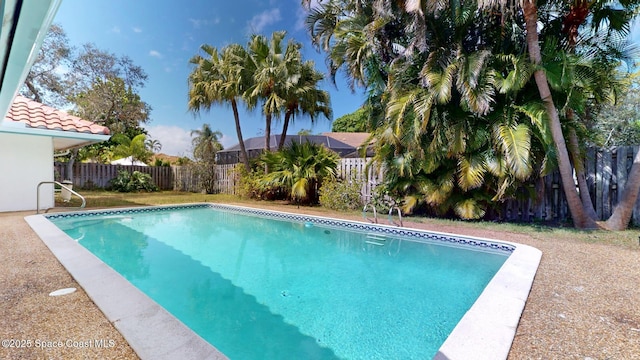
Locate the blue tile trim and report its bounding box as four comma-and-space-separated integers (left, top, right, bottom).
45, 203, 515, 254
44, 203, 210, 220
206, 204, 515, 254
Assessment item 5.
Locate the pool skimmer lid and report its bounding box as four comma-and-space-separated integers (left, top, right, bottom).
49, 287, 77, 297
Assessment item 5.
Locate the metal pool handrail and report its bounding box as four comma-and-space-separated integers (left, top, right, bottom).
37, 181, 86, 214
362, 202, 378, 223
388, 206, 403, 227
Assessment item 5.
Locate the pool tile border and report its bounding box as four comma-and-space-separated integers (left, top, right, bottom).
35, 203, 542, 360
206, 203, 516, 253
46, 203, 515, 254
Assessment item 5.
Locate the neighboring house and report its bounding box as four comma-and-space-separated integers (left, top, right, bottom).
216, 133, 371, 165
322, 132, 373, 158
0, 96, 110, 212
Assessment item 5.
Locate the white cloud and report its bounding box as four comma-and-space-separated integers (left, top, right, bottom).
248, 8, 282, 32
189, 17, 218, 28
146, 125, 237, 156
145, 125, 193, 157
149, 50, 163, 58
110, 26, 121, 33
133, 27, 142, 33
189, 16, 221, 28
220, 134, 236, 148
189, 18, 203, 28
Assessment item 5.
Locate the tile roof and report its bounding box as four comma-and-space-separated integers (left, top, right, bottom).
219, 134, 355, 153
322, 132, 371, 148
5, 95, 110, 135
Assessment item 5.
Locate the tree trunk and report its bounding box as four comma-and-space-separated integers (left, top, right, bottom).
265, 113, 272, 153
604, 149, 640, 230
278, 112, 292, 151
264, 112, 273, 174
568, 125, 598, 220
65, 149, 78, 182
523, 0, 598, 229
24, 80, 42, 103
231, 99, 250, 172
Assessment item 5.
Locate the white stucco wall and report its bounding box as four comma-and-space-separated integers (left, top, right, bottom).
0, 132, 54, 212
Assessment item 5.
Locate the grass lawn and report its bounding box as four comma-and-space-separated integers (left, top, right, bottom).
55, 190, 640, 249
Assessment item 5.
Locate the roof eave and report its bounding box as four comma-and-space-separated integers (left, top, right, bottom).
0, 0, 62, 123
0, 123, 111, 150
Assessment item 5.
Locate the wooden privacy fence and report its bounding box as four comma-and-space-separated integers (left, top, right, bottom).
55, 162, 236, 193
54, 146, 640, 225
172, 164, 235, 193
55, 162, 174, 190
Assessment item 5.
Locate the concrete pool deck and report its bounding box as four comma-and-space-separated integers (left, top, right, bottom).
22, 203, 542, 360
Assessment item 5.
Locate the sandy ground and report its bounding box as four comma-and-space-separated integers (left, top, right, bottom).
1, 206, 639, 359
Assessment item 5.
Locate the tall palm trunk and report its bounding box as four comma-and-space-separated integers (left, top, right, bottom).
264, 112, 273, 173
604, 149, 640, 230
265, 113, 272, 153
278, 111, 292, 151
568, 123, 598, 220
231, 99, 250, 172
563, 0, 640, 230
562, 2, 598, 222
523, 0, 598, 229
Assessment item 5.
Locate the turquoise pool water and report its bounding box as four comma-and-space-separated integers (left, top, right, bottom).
50, 205, 509, 359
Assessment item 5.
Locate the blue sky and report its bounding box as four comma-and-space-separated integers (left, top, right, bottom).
53, 0, 367, 156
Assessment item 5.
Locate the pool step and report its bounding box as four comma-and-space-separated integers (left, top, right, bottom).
365, 233, 386, 246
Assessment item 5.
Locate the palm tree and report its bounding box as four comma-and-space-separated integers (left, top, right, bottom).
278, 60, 332, 150
145, 138, 162, 153
188, 44, 251, 171
112, 134, 152, 166
557, 0, 639, 229
246, 31, 304, 153
191, 124, 223, 163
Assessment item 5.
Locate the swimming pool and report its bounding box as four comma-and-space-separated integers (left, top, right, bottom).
26, 204, 541, 360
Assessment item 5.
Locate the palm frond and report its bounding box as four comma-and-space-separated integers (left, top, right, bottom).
453, 198, 485, 220
495, 123, 532, 180
457, 154, 486, 191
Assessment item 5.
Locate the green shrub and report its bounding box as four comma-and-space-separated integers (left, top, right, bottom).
256, 142, 340, 204
234, 163, 285, 200
194, 162, 217, 194
319, 175, 363, 211
109, 170, 158, 192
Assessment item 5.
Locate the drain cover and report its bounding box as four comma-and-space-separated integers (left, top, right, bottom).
49, 288, 77, 297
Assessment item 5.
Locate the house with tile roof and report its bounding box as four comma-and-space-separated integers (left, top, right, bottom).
216, 132, 371, 165
0, 96, 111, 212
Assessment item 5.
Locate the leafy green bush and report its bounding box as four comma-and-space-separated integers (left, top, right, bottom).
234, 163, 285, 200
109, 170, 158, 192
319, 175, 363, 211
